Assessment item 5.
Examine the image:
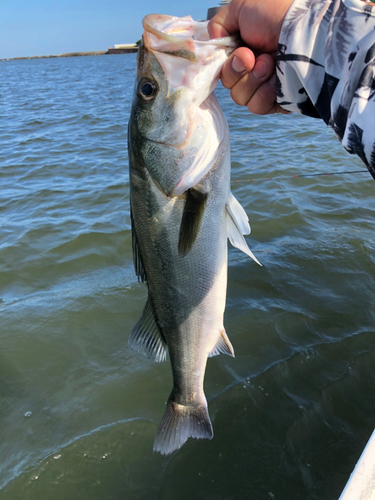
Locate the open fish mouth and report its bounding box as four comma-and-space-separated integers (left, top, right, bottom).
142, 14, 239, 52
142, 14, 239, 92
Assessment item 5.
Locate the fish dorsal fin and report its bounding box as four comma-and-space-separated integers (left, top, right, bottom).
208, 328, 235, 358
178, 188, 208, 257
131, 205, 146, 283
226, 193, 262, 266
128, 299, 168, 363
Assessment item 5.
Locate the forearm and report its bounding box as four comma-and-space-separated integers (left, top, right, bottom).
276, 0, 375, 175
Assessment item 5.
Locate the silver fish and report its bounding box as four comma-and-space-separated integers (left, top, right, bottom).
128, 14, 260, 455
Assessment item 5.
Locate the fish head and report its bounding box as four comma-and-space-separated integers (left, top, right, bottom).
131, 39, 190, 148
129, 15, 238, 197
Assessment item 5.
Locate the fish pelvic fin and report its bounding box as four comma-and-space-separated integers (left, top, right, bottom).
208, 328, 235, 358
153, 394, 213, 455
129, 299, 167, 363
226, 193, 262, 266
178, 188, 208, 257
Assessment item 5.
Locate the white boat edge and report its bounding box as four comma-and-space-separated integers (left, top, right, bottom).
339, 429, 375, 500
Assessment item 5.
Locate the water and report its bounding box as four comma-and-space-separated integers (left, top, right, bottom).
0, 54, 374, 500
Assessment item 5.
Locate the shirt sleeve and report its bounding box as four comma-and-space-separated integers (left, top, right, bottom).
276, 0, 375, 177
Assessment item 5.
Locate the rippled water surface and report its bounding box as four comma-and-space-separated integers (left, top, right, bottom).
1, 54, 374, 500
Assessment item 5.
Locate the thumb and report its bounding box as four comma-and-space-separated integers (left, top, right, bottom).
207, 3, 239, 39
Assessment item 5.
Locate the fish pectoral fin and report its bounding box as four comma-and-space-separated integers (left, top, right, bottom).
128, 299, 167, 363
208, 328, 235, 358
226, 193, 262, 266
178, 188, 208, 257
227, 192, 251, 234
131, 205, 146, 282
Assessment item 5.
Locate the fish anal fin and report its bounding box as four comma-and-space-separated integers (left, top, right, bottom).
131, 205, 147, 282
129, 299, 167, 363
153, 393, 213, 455
208, 328, 235, 358
178, 188, 208, 257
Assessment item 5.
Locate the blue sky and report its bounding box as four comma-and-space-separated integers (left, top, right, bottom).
0, 0, 218, 59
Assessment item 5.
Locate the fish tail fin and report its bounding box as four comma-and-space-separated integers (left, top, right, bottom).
153, 394, 213, 455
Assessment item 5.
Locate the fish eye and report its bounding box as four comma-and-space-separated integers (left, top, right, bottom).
137, 79, 158, 102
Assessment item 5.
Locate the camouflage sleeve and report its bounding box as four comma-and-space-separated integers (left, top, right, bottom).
276, 0, 375, 177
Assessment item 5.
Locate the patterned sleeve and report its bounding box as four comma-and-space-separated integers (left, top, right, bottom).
276, 0, 375, 177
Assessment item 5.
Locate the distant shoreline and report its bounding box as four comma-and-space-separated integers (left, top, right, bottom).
0, 48, 138, 62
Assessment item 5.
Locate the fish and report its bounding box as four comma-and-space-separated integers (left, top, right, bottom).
127, 14, 260, 456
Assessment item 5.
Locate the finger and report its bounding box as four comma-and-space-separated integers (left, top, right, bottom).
207, 2, 238, 39
246, 73, 290, 115
229, 53, 275, 107
247, 75, 278, 114
221, 47, 256, 90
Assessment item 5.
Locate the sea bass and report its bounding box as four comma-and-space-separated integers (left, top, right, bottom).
128, 14, 260, 455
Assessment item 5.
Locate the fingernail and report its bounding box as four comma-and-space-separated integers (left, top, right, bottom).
232, 55, 246, 74
253, 60, 267, 79
268, 73, 276, 88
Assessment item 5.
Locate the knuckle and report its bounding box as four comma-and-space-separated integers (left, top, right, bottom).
221, 72, 234, 89
255, 83, 276, 107
247, 88, 276, 115
231, 74, 256, 107
221, 65, 243, 90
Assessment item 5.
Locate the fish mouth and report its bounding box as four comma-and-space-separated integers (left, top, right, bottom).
141, 15, 239, 102
142, 14, 239, 51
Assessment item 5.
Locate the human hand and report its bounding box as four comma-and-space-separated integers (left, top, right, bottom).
208, 0, 294, 115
